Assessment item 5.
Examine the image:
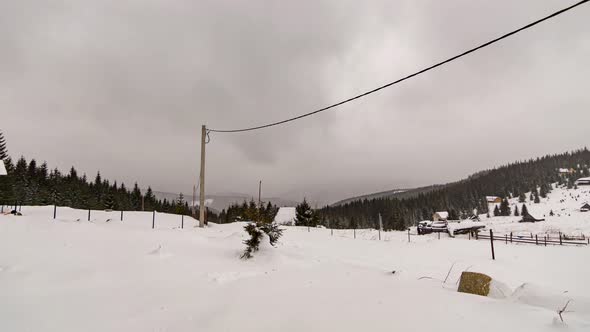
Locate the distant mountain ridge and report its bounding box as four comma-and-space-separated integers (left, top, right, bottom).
331, 185, 445, 206
148, 190, 298, 213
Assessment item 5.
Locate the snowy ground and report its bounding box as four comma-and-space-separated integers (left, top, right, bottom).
1, 205, 589, 331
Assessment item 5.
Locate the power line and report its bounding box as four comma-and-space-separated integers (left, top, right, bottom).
209, 0, 589, 133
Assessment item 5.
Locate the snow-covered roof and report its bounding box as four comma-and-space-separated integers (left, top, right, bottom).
274, 207, 296, 225
575, 177, 590, 183
434, 211, 448, 218
486, 196, 500, 202
0, 160, 6, 176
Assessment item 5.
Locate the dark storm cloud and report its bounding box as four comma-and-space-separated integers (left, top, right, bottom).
2, 0, 589, 205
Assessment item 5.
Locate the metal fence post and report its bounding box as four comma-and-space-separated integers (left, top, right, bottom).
120, 210, 123, 221
490, 229, 495, 260
53, 205, 56, 219
181, 215, 184, 229
408, 229, 411, 243
152, 211, 155, 229
88, 209, 91, 221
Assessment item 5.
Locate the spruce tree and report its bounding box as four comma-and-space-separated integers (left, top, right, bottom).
493, 205, 500, 217
540, 184, 548, 198
521, 204, 529, 217
518, 192, 526, 203
500, 198, 511, 216
514, 205, 519, 217
294, 198, 313, 226
534, 192, 540, 204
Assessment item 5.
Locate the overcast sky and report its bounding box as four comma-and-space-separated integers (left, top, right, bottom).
2, 0, 589, 205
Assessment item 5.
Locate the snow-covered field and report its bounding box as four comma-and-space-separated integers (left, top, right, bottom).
1, 202, 589, 331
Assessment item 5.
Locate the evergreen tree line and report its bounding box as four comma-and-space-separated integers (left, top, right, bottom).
0, 156, 214, 218
218, 200, 279, 224
317, 148, 590, 231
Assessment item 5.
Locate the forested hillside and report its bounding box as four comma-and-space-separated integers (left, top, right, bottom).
0, 131, 215, 219
319, 148, 590, 231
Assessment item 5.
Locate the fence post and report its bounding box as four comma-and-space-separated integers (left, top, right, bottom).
354, 228, 356, 239
438, 232, 440, 240
120, 210, 123, 221
379, 228, 381, 241
308, 226, 310, 233
505, 234, 507, 244
181, 215, 184, 229
53, 205, 57, 219
475, 231, 478, 240
535, 235, 538, 245
331, 228, 333, 236
469, 231, 471, 240
152, 211, 155, 229
544, 236, 547, 247
510, 232, 513, 243
559, 232, 562, 245
490, 229, 495, 260
408, 229, 410, 243
88, 209, 91, 221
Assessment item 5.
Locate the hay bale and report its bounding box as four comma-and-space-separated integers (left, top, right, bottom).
458, 272, 492, 296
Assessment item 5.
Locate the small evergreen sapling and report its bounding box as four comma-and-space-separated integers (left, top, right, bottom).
241, 221, 284, 259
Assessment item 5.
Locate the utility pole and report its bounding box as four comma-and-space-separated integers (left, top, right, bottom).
199, 125, 206, 228
378, 213, 383, 240
258, 180, 262, 222
192, 184, 196, 217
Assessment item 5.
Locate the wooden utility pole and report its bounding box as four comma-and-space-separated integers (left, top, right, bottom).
199, 125, 206, 228
378, 213, 383, 241
258, 180, 262, 222
192, 184, 196, 217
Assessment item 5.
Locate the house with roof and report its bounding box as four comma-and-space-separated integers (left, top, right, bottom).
581, 203, 590, 212
575, 177, 590, 186
558, 168, 574, 174
432, 211, 448, 221
486, 196, 502, 204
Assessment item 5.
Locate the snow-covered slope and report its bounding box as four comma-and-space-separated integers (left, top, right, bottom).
273, 207, 296, 225
1, 205, 589, 331
481, 185, 590, 237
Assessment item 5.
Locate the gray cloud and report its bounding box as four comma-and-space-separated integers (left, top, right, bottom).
2, 0, 589, 205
